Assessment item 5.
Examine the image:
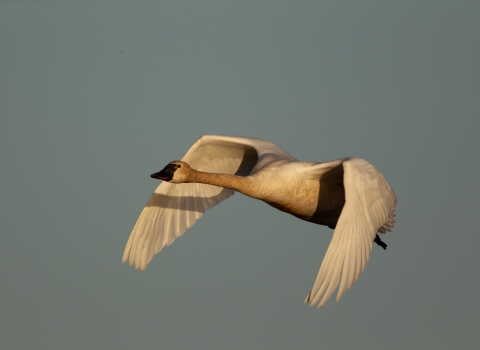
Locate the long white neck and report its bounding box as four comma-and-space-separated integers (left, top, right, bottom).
190, 170, 259, 199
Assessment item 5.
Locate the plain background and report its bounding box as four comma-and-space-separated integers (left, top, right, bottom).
1, 1, 479, 349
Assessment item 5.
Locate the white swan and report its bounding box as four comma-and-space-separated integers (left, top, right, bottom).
123, 135, 397, 308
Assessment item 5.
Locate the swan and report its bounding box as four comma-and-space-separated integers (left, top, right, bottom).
122, 135, 397, 308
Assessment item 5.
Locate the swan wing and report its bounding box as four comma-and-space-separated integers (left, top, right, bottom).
123, 135, 296, 270
304, 157, 397, 308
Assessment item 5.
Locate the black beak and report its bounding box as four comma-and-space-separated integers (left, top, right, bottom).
150, 171, 167, 180
151, 163, 177, 181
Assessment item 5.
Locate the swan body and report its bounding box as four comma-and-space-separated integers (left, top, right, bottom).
123, 135, 397, 308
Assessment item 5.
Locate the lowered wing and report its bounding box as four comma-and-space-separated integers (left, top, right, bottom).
123, 135, 296, 271
304, 158, 397, 308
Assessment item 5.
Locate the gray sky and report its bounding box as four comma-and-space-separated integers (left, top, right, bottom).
1, 1, 479, 349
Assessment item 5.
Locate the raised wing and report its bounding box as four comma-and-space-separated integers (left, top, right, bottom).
123, 135, 296, 271
304, 158, 397, 308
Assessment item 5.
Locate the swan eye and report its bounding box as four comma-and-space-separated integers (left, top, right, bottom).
176, 164, 181, 168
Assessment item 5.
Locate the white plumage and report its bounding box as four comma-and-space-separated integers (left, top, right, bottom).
123, 135, 397, 308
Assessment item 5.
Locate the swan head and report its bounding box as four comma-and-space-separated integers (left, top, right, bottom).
151, 161, 192, 183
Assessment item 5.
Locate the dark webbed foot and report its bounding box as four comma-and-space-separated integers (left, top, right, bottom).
374, 234, 387, 250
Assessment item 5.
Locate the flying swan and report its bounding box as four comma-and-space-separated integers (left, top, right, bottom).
123, 135, 397, 308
